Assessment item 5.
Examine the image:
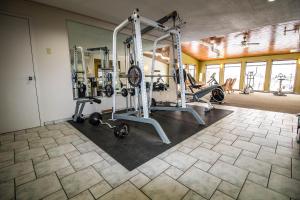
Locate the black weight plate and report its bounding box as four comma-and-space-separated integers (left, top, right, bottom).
104, 84, 114, 97
128, 65, 142, 87
89, 112, 102, 126
121, 88, 128, 97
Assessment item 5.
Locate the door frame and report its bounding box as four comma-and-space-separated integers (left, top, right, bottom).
0, 11, 42, 128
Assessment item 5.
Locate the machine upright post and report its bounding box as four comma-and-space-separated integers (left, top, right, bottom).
77, 46, 89, 97
132, 10, 149, 118
173, 31, 187, 108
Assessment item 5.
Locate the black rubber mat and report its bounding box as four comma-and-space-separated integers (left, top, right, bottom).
69, 106, 233, 170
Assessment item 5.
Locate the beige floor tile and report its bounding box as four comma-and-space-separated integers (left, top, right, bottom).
164, 151, 196, 171
16, 174, 61, 200
239, 181, 289, 200
268, 172, 300, 199
61, 167, 102, 198
209, 161, 248, 187
130, 173, 150, 188
190, 147, 220, 164
142, 174, 188, 200
89, 181, 112, 199
100, 182, 149, 200
138, 157, 169, 179
178, 166, 221, 199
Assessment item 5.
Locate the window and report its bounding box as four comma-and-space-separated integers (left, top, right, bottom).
224, 63, 241, 90
206, 64, 220, 83
270, 60, 296, 92
188, 64, 196, 78
245, 62, 267, 91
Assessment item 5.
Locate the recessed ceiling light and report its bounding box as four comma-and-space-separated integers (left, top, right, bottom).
268, 0, 275, 2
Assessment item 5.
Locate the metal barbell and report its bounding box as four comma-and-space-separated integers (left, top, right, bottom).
120, 65, 187, 87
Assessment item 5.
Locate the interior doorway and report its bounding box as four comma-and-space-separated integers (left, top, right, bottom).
0, 13, 41, 133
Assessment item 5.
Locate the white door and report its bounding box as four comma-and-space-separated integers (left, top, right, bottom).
0, 13, 40, 133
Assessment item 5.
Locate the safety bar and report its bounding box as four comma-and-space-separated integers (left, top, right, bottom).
112, 18, 130, 119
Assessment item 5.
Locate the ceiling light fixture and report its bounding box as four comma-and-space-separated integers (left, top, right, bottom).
268, 0, 275, 2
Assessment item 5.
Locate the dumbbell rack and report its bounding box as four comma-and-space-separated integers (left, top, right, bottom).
111, 9, 204, 144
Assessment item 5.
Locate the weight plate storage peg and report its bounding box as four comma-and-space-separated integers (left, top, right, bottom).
128, 65, 142, 87
104, 84, 114, 97
121, 88, 128, 97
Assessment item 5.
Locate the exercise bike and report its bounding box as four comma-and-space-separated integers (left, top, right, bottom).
240, 68, 257, 95
273, 73, 287, 96
207, 73, 225, 104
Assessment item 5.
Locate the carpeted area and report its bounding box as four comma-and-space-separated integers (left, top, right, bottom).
223, 92, 300, 114
69, 106, 232, 170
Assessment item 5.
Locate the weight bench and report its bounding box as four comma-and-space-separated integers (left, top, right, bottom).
187, 73, 204, 93
186, 73, 218, 111
73, 97, 102, 122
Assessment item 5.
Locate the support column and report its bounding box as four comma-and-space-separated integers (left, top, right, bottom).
294, 58, 300, 94
240, 61, 246, 90
264, 59, 272, 92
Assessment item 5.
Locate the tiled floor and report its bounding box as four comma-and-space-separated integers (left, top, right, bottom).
0, 104, 299, 200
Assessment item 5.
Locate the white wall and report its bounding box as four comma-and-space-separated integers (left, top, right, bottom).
1, 0, 130, 124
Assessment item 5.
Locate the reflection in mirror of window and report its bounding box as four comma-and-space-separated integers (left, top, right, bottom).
245, 62, 267, 91
270, 60, 296, 92
206, 64, 220, 83
188, 64, 196, 78
224, 63, 241, 90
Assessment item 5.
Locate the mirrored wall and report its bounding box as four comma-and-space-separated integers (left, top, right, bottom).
66, 20, 169, 99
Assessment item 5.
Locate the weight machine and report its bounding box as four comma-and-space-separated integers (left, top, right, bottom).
111, 9, 204, 144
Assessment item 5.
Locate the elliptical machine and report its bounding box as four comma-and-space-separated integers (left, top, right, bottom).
273, 73, 287, 96
208, 73, 225, 104
240, 68, 257, 95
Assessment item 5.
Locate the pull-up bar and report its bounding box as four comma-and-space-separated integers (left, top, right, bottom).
124, 10, 178, 44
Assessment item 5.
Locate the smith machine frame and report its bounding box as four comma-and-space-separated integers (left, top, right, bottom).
112, 9, 205, 144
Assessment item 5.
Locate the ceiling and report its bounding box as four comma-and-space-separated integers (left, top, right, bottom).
182, 20, 300, 60
32, 0, 300, 41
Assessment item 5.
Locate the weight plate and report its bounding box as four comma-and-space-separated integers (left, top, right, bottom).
76, 116, 85, 123
104, 84, 114, 97
211, 88, 224, 103
121, 88, 128, 97
128, 65, 142, 87
129, 88, 135, 96
89, 112, 102, 126
114, 123, 129, 138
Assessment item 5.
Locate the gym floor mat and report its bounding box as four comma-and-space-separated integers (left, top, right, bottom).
69, 106, 233, 171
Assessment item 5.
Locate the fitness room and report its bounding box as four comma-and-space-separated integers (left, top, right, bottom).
0, 0, 300, 199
